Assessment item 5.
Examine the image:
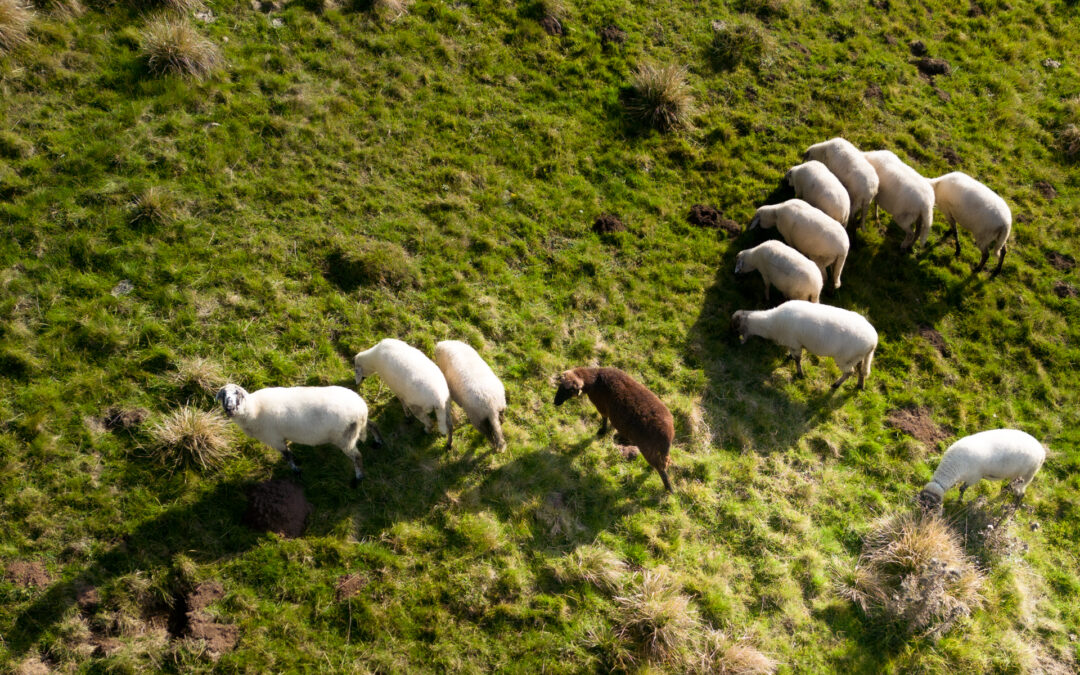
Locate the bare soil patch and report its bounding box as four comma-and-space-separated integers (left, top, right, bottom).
918, 325, 949, 357
909, 39, 927, 56
187, 580, 225, 611
1035, 180, 1057, 200
593, 213, 626, 234
687, 204, 722, 228
941, 147, 961, 166
75, 582, 101, 612
539, 15, 562, 35
887, 406, 949, 446
243, 480, 313, 538
188, 620, 240, 653
915, 57, 951, 76
1053, 281, 1077, 298
6, 561, 51, 588
599, 24, 625, 46
1046, 251, 1074, 270
101, 406, 149, 431
864, 82, 883, 101
336, 573, 368, 600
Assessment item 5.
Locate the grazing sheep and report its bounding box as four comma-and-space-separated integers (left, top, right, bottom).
215, 384, 380, 487
434, 340, 507, 451
863, 150, 935, 250
750, 199, 850, 289
804, 137, 880, 230
354, 338, 454, 448
917, 429, 1046, 511
928, 172, 1012, 276
731, 300, 877, 389
554, 367, 675, 492
735, 240, 824, 303
785, 160, 851, 226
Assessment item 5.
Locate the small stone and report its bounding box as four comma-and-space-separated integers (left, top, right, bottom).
1042, 58, 1061, 69
111, 279, 134, 296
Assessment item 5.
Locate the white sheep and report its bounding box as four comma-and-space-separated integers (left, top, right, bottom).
917, 429, 1046, 511
862, 150, 935, 250
731, 300, 877, 389
735, 240, 824, 303
434, 340, 507, 451
354, 338, 454, 447
749, 199, 849, 290
785, 160, 851, 226
804, 137, 880, 230
928, 172, 1012, 276
215, 384, 380, 487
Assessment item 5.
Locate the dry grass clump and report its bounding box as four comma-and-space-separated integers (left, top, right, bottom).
353, 0, 410, 19
32, 0, 82, 17
140, 17, 222, 80
691, 629, 778, 675
552, 544, 627, 593
839, 511, 984, 639
0, 0, 34, 53
150, 406, 234, 470
170, 356, 226, 395
950, 496, 1027, 565
613, 568, 698, 661
624, 64, 693, 132
1060, 124, 1080, 160
129, 186, 177, 226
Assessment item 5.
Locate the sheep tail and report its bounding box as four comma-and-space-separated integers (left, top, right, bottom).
917, 202, 934, 247
484, 414, 506, 451
861, 347, 875, 380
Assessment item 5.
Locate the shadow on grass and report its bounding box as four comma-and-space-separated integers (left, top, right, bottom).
5, 478, 262, 656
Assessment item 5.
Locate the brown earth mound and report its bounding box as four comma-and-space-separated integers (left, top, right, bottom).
188, 620, 240, 653
101, 406, 149, 431
1035, 181, 1057, 200
687, 204, 722, 228
336, 573, 368, 600
599, 24, 626, 45
1046, 251, 1074, 270
887, 407, 949, 446
909, 39, 928, 56
915, 57, 951, 76
1053, 281, 1077, 298
941, 147, 961, 166
187, 581, 225, 611
593, 213, 626, 234
865, 83, 883, 101
918, 325, 949, 357
539, 15, 562, 35
243, 480, 313, 538
6, 561, 51, 588
75, 583, 101, 611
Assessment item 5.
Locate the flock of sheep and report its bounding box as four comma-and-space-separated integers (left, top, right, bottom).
212, 136, 1043, 509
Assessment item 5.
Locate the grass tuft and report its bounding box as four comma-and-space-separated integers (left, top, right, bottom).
692, 629, 778, 675
326, 239, 420, 290
624, 64, 693, 132
149, 406, 234, 471
140, 17, 222, 80
709, 19, 769, 70
32, 0, 82, 17
552, 544, 627, 593
169, 356, 226, 395
352, 0, 410, 19
613, 568, 698, 662
0, 0, 33, 53
839, 511, 984, 639
129, 186, 177, 226
1060, 124, 1080, 161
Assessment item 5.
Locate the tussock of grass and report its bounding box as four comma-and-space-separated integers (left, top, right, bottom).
169, 356, 225, 395
326, 239, 419, 290
128, 186, 176, 226
613, 568, 698, 662
709, 19, 770, 71
552, 544, 627, 592
140, 17, 222, 80
625, 64, 693, 132
693, 630, 778, 675
0, 0, 33, 53
140, 0, 203, 13
32, 0, 82, 17
1060, 124, 1080, 161
839, 512, 984, 639
353, 0, 410, 19
149, 406, 233, 470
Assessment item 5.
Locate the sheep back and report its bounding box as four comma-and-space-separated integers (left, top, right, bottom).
804, 138, 879, 222
929, 172, 1011, 251
354, 338, 450, 407
238, 386, 368, 448
863, 150, 935, 242
735, 240, 823, 302
435, 340, 507, 448
736, 300, 877, 370
931, 429, 1045, 492
786, 160, 851, 225
767, 200, 850, 265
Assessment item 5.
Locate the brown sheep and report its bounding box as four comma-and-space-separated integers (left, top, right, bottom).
553, 367, 675, 492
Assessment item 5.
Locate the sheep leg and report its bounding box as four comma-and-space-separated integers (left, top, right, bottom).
830, 369, 853, 390
856, 366, 865, 390
597, 415, 609, 436
900, 226, 916, 251
345, 448, 365, 488
368, 422, 385, 449
957, 483, 968, 503
763, 281, 771, 304
411, 405, 433, 432
657, 468, 673, 493
991, 245, 1007, 277
270, 439, 302, 476
950, 219, 961, 258
974, 249, 990, 273
790, 350, 804, 378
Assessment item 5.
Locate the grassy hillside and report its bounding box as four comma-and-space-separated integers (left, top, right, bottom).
1, 0, 1079, 671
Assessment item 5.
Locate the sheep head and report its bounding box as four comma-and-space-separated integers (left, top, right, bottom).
731, 311, 750, 343
749, 207, 773, 231
553, 370, 585, 406
734, 250, 748, 275
353, 354, 368, 384
916, 487, 944, 513
216, 384, 247, 418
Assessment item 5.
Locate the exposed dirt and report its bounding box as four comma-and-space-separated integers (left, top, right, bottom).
744, 85, 758, 102
599, 24, 626, 46
6, 561, 51, 588
864, 83, 883, 101
1046, 251, 1074, 270
968, 0, 984, 16
1053, 281, 1077, 298
1035, 180, 1057, 200
687, 204, 722, 228
336, 573, 367, 600
790, 41, 810, 55
187, 581, 225, 611
915, 57, 951, 76
909, 39, 928, 56
941, 147, 961, 166
243, 480, 313, 538
75, 582, 101, 612
884, 33, 897, 45
871, 0, 889, 10
887, 406, 949, 446
188, 620, 240, 653
919, 325, 949, 357
101, 406, 149, 431
616, 444, 639, 460
88, 635, 123, 657
15, 657, 52, 675
539, 15, 562, 36
592, 213, 626, 234
934, 87, 951, 102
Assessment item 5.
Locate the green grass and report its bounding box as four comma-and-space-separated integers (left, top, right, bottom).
1, 0, 1079, 671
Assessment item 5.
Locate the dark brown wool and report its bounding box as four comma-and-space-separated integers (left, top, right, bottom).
554, 367, 675, 492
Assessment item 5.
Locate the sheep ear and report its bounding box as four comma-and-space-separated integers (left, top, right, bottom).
749, 214, 760, 230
